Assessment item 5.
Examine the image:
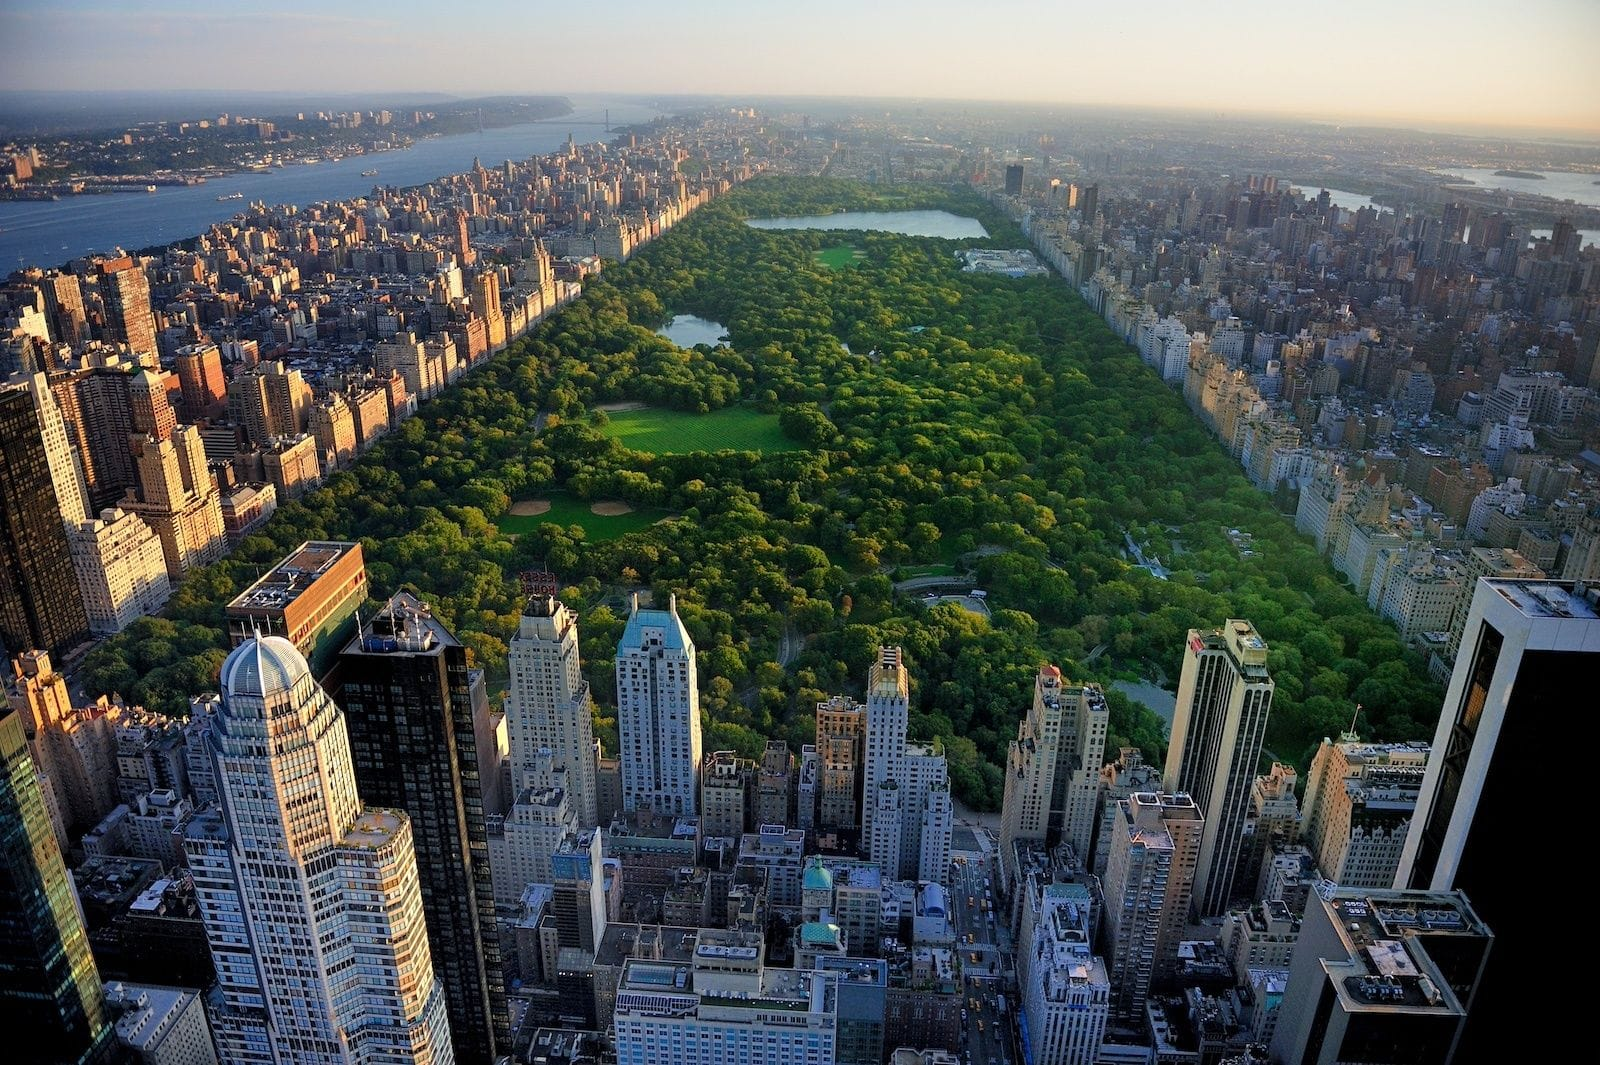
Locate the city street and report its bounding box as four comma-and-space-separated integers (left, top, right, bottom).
950, 837, 1012, 1065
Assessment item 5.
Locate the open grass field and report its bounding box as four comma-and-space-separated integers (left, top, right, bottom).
600, 405, 799, 455
496, 493, 665, 540
814, 245, 866, 270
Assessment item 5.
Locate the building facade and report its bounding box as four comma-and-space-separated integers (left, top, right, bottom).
183, 636, 454, 1063
1397, 578, 1596, 1046
330, 594, 507, 1065
0, 705, 113, 1063
1021, 884, 1110, 1065
1300, 737, 1428, 889
1000, 665, 1108, 888
1270, 888, 1490, 1065
1, 384, 90, 660
505, 590, 598, 827
1103, 791, 1204, 1020
617, 594, 701, 817
68, 507, 172, 634
1165, 620, 1274, 915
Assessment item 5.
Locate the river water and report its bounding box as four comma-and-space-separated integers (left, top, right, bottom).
0, 99, 664, 272
1434, 167, 1600, 208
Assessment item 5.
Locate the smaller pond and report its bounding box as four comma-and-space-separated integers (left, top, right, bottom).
746, 209, 988, 239
1112, 679, 1176, 737
656, 314, 729, 348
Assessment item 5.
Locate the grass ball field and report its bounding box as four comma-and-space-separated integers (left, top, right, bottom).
599, 405, 799, 455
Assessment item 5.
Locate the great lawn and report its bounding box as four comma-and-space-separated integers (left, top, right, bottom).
600, 406, 799, 455
814, 245, 866, 270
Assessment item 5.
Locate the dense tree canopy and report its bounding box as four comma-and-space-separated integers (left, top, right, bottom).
80, 176, 1443, 809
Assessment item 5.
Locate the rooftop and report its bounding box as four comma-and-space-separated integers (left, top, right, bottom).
1485, 578, 1600, 620
343, 591, 457, 657
226, 540, 362, 614
343, 808, 405, 850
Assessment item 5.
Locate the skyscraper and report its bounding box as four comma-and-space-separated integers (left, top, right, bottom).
505, 586, 598, 827
857, 647, 951, 880
8, 649, 121, 844
1165, 619, 1273, 915
1000, 665, 1108, 887
53, 365, 139, 512
1004, 163, 1024, 197
815, 695, 864, 831
701, 749, 752, 839
1, 385, 90, 660
861, 646, 908, 862
67, 506, 172, 635
41, 270, 89, 350
122, 425, 226, 581
756, 740, 792, 828
1397, 578, 1597, 1040
1300, 736, 1428, 889
127, 368, 176, 443
9, 370, 87, 528
331, 593, 507, 1065
184, 635, 455, 1063
96, 258, 158, 365
1021, 885, 1110, 1065
1079, 183, 1098, 223
617, 593, 701, 816
1, 705, 113, 1063
1103, 791, 1203, 1020
173, 342, 227, 422
1269, 887, 1490, 1065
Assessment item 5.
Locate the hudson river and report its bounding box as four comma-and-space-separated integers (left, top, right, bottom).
0, 99, 663, 272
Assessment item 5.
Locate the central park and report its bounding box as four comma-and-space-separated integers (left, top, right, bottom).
80, 176, 1444, 810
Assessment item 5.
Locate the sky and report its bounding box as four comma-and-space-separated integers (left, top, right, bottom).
4, 0, 1598, 136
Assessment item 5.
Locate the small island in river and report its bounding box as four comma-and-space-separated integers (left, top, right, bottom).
1493, 169, 1545, 180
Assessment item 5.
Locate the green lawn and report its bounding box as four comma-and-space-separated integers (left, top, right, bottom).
814, 245, 865, 270
496, 493, 666, 540
600, 406, 799, 455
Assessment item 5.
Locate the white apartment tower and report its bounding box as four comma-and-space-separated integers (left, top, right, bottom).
617, 593, 701, 816
859, 647, 952, 880
1022, 885, 1111, 1065
1000, 665, 1108, 887
67, 507, 171, 634
861, 646, 908, 850
1165, 619, 1274, 916
908, 752, 953, 883
183, 635, 454, 1064
505, 591, 597, 827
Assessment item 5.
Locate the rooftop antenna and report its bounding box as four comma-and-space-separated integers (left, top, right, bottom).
1346, 703, 1363, 742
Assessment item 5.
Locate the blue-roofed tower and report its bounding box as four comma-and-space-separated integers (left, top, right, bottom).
616, 593, 701, 816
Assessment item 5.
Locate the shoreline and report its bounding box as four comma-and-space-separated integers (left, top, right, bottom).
0, 102, 577, 204
4, 104, 654, 274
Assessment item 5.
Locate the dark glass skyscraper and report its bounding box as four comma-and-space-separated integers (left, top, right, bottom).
1399, 578, 1594, 1047
0, 386, 89, 660
331, 593, 508, 1064
0, 706, 112, 1063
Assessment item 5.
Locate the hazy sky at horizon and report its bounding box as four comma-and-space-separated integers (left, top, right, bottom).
5, 0, 1598, 135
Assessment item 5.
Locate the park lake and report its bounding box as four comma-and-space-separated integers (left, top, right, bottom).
656, 314, 729, 347
746, 209, 989, 238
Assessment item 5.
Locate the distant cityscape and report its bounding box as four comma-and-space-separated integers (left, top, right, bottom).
2, 92, 1596, 1065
